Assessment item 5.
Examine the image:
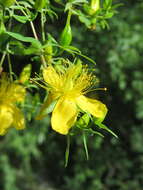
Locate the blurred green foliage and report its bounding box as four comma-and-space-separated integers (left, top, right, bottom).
0, 0, 143, 190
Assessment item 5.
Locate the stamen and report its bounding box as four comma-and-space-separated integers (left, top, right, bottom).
95, 88, 107, 91
30, 79, 48, 90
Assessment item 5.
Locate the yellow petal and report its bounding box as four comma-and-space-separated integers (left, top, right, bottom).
0, 105, 13, 135
12, 106, 25, 130
51, 98, 77, 135
43, 66, 63, 88
76, 95, 107, 119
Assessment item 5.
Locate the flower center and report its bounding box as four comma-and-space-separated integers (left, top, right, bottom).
43, 64, 97, 99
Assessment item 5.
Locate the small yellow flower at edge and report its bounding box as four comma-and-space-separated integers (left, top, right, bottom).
36, 63, 108, 135
0, 74, 26, 135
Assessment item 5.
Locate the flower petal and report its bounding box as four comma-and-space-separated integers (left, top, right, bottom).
51, 98, 77, 135
76, 95, 107, 119
12, 106, 25, 130
43, 66, 63, 89
0, 105, 13, 135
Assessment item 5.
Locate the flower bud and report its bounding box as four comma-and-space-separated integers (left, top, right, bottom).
91, 0, 100, 13
59, 11, 72, 47
44, 43, 53, 64
84, 0, 100, 16
19, 64, 32, 84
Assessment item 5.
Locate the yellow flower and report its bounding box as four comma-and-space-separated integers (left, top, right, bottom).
37, 63, 108, 135
0, 74, 26, 135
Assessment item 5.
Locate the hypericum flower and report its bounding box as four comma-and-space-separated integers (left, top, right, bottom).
36, 63, 108, 135
0, 74, 26, 135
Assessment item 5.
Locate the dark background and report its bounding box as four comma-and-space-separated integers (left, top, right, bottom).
0, 0, 143, 189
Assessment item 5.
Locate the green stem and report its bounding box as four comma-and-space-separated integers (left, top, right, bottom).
66, 10, 72, 26
15, 0, 47, 67
7, 53, 13, 81
30, 22, 47, 67
65, 134, 70, 167
30, 21, 39, 40
83, 132, 89, 160
41, 10, 46, 42
0, 52, 6, 68
0, 6, 12, 68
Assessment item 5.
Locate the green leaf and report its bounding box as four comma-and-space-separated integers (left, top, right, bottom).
0, 20, 6, 34
41, 100, 57, 115
9, 40, 41, 55
0, 21, 9, 49
77, 113, 90, 128
103, 0, 112, 8
79, 15, 91, 28
82, 132, 89, 160
104, 12, 114, 19
85, 128, 104, 138
6, 31, 42, 54
0, 0, 15, 7
36, 99, 58, 120
13, 15, 29, 23
18, 0, 33, 8
34, 0, 47, 12
95, 121, 118, 138
65, 135, 70, 167
59, 45, 96, 64
6, 31, 41, 47
65, 45, 81, 53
